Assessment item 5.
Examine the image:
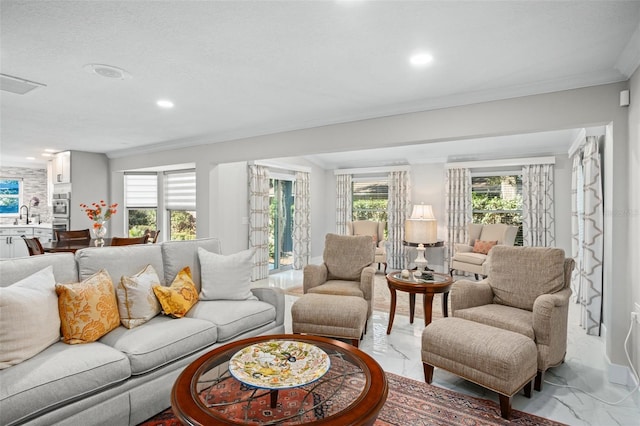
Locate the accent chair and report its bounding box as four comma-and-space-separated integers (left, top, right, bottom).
346, 220, 387, 273
303, 233, 376, 318
449, 223, 518, 279
450, 245, 575, 391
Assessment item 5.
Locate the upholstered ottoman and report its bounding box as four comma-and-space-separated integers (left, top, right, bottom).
421, 317, 537, 419
291, 293, 368, 347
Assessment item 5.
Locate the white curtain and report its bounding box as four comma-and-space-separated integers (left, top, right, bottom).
335, 174, 352, 234
248, 165, 270, 281
293, 171, 311, 269
522, 164, 555, 247
570, 154, 583, 305
573, 136, 604, 335
387, 170, 411, 269
445, 168, 472, 271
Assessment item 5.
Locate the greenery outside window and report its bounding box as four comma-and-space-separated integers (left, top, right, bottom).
471, 174, 523, 245
124, 174, 157, 237
352, 178, 388, 224
0, 178, 22, 215
165, 171, 196, 240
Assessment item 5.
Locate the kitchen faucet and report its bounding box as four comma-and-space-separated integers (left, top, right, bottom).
19, 205, 30, 225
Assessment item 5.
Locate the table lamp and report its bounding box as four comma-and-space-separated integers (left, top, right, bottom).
404, 204, 437, 272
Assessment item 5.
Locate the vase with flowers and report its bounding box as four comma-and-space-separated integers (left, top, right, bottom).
80, 200, 118, 246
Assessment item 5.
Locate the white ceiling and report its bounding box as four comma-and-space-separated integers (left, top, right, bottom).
1, 1, 639, 169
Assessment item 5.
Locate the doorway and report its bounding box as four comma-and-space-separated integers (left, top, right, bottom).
269, 178, 294, 272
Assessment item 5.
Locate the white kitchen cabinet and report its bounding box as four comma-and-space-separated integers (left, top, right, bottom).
0, 228, 31, 258
53, 151, 71, 184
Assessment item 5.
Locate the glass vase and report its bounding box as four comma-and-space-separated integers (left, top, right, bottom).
93, 222, 107, 246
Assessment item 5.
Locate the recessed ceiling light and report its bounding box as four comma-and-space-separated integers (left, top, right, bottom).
26, 156, 35, 160
157, 99, 174, 109
42, 153, 54, 157
44, 148, 56, 153
409, 52, 434, 67
83, 64, 132, 80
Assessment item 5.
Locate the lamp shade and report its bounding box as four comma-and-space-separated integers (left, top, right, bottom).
404, 219, 437, 244
410, 204, 435, 219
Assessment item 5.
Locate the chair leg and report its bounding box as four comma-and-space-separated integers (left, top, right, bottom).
449, 268, 454, 277
383, 262, 387, 273
498, 394, 512, 419
474, 273, 480, 280
535, 370, 544, 391
423, 363, 434, 383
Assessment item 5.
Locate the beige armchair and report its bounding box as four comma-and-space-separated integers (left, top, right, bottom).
449, 223, 518, 279
346, 220, 387, 273
450, 246, 575, 391
303, 233, 376, 317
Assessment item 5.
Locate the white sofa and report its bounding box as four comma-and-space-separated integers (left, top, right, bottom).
0, 238, 285, 426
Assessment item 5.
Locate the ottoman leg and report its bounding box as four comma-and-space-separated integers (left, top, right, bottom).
423, 363, 434, 383
351, 338, 359, 348
535, 371, 544, 391
498, 394, 512, 419
524, 380, 532, 398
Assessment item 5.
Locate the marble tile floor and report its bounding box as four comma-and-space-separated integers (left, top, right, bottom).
254, 269, 640, 426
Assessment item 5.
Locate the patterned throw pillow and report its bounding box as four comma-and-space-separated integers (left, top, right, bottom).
117, 264, 162, 329
472, 240, 498, 255
152, 266, 199, 318
56, 269, 120, 344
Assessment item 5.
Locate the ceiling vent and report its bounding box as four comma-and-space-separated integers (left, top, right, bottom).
0, 73, 46, 95
83, 64, 132, 80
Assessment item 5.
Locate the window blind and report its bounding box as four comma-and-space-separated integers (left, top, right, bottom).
124, 174, 157, 207
165, 170, 196, 210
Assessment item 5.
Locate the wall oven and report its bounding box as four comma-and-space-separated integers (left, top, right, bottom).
52, 218, 69, 241
52, 192, 70, 218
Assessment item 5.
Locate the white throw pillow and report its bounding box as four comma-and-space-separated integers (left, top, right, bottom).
198, 247, 258, 301
117, 264, 162, 329
0, 266, 60, 369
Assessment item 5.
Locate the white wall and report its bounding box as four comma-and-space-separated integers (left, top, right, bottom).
109, 81, 633, 372
628, 69, 640, 377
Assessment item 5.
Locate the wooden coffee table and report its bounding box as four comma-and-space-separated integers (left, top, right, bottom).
385, 271, 453, 334
171, 334, 388, 425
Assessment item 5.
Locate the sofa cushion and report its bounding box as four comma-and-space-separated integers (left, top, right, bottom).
162, 237, 222, 292
488, 246, 566, 310
117, 264, 162, 329
76, 243, 165, 284
0, 341, 130, 426
198, 247, 258, 301
307, 280, 364, 298
99, 315, 217, 375
452, 251, 486, 265
153, 266, 199, 318
0, 252, 78, 288
0, 266, 60, 369
56, 269, 120, 344
187, 300, 276, 342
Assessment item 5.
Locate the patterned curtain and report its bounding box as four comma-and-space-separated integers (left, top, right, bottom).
522, 164, 555, 247
578, 136, 604, 335
248, 165, 270, 281
570, 154, 583, 303
387, 170, 411, 269
335, 174, 352, 234
293, 171, 311, 269
445, 168, 472, 271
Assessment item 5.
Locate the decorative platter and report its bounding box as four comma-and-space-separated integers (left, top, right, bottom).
228, 340, 330, 389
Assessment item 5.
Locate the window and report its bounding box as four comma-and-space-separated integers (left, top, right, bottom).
124, 174, 157, 237
471, 174, 523, 245
352, 179, 388, 223
0, 178, 22, 215
165, 171, 196, 240
269, 178, 294, 271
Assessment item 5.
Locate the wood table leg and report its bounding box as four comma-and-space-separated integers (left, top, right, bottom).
409, 293, 416, 323
423, 293, 435, 326
270, 389, 278, 408
386, 288, 397, 334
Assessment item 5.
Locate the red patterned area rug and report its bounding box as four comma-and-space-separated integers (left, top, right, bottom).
138, 372, 564, 426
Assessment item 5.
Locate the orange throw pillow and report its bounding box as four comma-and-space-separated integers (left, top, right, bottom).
153, 266, 199, 318
472, 240, 498, 255
56, 269, 120, 344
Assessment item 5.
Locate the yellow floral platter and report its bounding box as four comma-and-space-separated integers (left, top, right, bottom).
228, 340, 330, 389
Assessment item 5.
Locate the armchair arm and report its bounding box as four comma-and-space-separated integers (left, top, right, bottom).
250, 287, 285, 327
454, 243, 473, 254
377, 239, 387, 250
303, 264, 328, 293
532, 287, 572, 347
450, 279, 494, 313
359, 265, 376, 302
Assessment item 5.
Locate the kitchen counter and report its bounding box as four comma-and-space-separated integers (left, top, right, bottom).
0, 223, 53, 229
0, 224, 54, 258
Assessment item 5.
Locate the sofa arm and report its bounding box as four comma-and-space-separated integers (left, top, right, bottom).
532, 287, 572, 347
450, 279, 494, 313
303, 264, 328, 293
250, 287, 285, 328
359, 265, 376, 301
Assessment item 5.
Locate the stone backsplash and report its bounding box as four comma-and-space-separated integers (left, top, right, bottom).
0, 166, 52, 224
